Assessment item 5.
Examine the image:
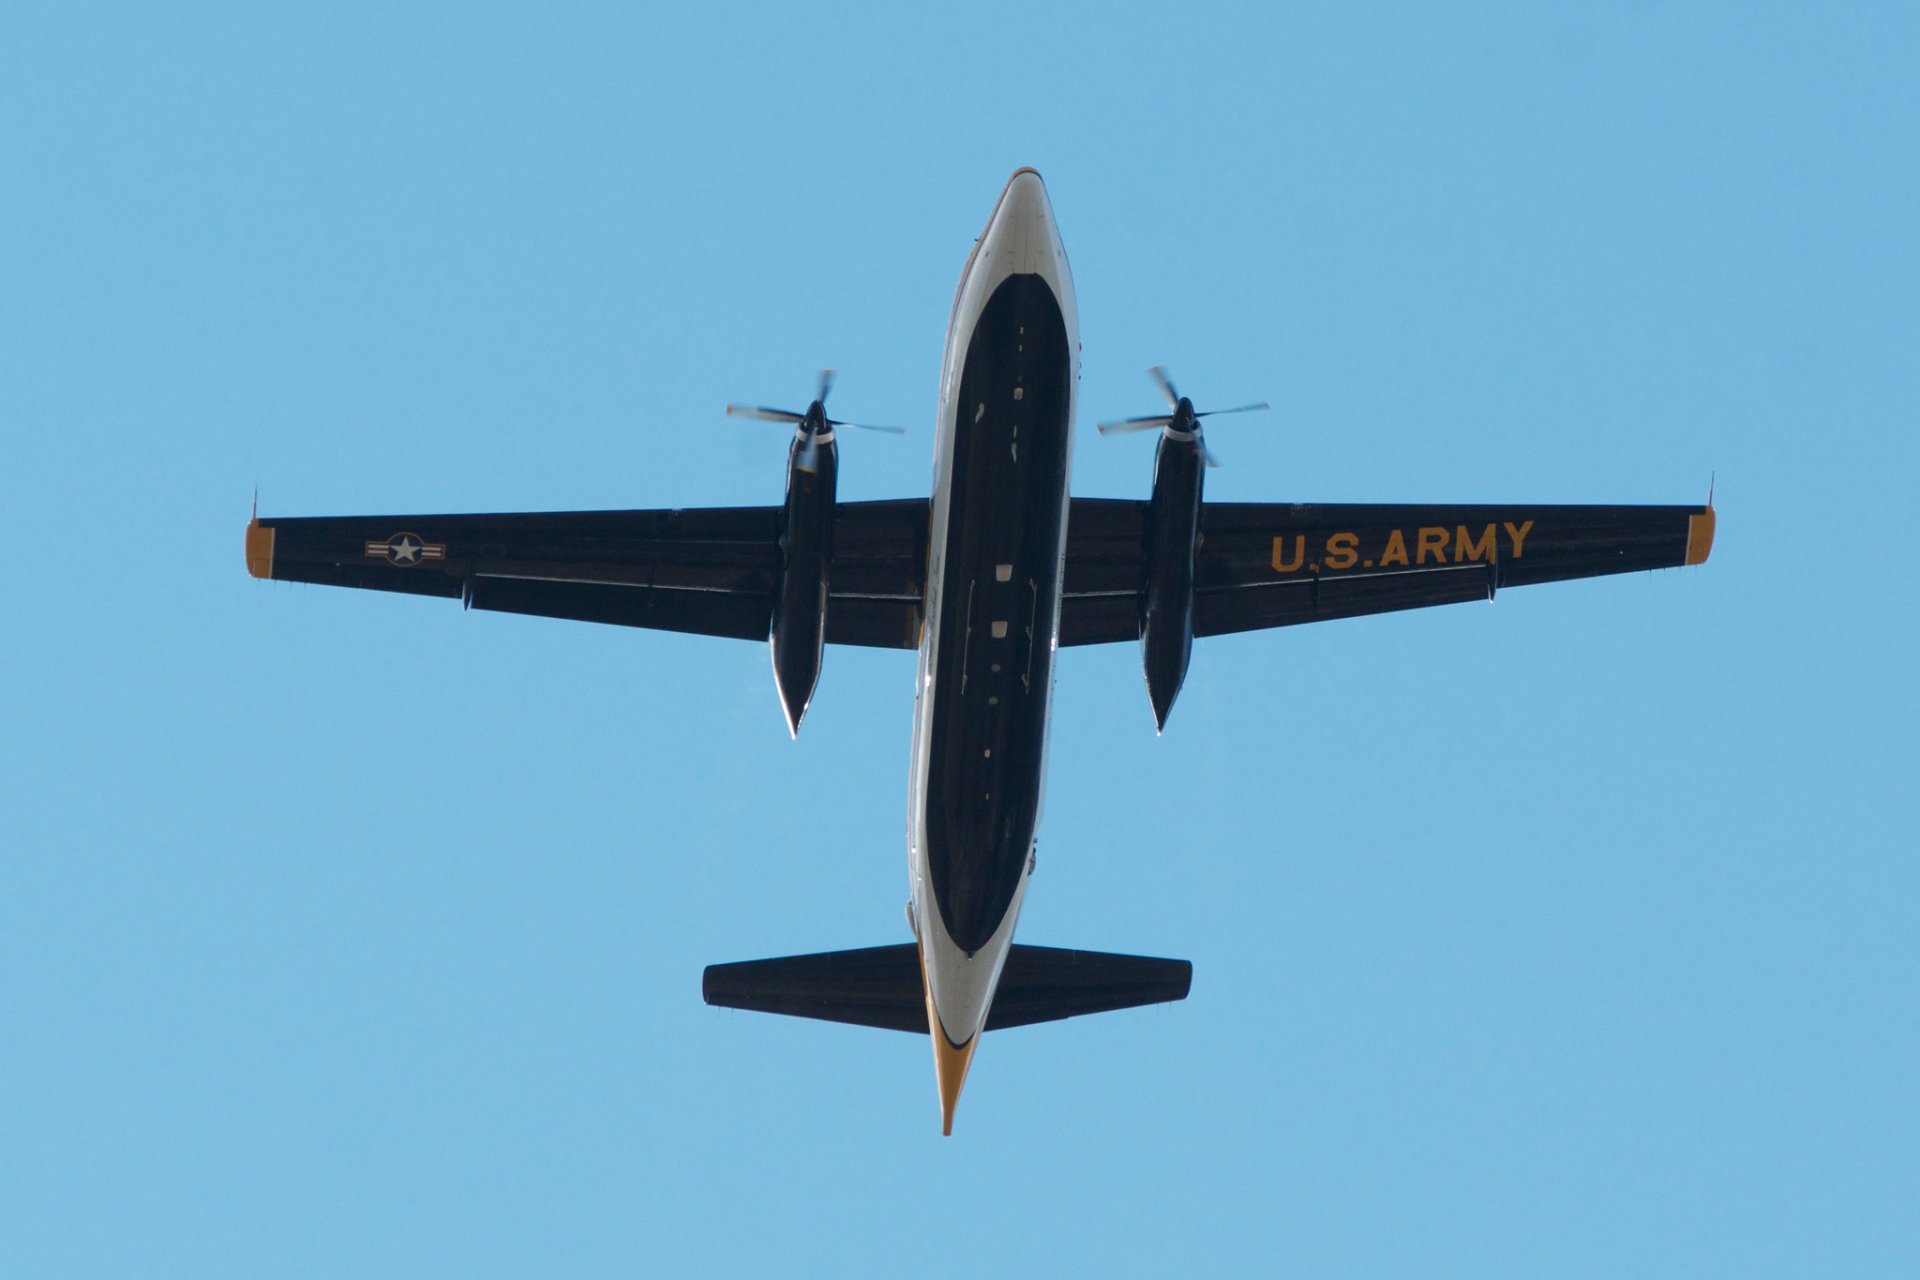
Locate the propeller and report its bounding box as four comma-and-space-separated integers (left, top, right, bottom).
1097, 366, 1267, 468
727, 371, 902, 473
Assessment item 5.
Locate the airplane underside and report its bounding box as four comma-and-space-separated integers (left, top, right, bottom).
244, 167, 1714, 1135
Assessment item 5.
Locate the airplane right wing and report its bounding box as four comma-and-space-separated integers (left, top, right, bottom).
1061, 499, 1714, 644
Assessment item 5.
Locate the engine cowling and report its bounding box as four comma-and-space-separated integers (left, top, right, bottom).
1140, 424, 1203, 731
1101, 368, 1266, 731
771, 426, 836, 735
729, 373, 901, 736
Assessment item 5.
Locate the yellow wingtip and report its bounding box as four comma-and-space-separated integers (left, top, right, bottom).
1685, 505, 1716, 566
245, 517, 275, 579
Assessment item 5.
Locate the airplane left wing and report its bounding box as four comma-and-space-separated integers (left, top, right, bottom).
1060, 498, 1714, 644
244, 499, 930, 647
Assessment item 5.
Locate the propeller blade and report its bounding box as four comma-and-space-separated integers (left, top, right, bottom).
1202, 440, 1224, 469
736, 375, 901, 437
727, 404, 807, 424
1148, 365, 1179, 409
1097, 414, 1176, 435
1193, 401, 1270, 419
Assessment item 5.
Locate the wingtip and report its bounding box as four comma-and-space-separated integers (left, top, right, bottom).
1685, 504, 1716, 566
244, 515, 274, 579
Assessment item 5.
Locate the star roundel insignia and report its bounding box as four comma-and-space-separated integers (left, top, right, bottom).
363, 531, 447, 567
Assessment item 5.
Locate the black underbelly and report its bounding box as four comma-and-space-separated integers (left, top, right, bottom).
925, 273, 1071, 954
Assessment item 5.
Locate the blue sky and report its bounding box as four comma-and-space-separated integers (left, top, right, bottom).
4, 2, 1915, 1275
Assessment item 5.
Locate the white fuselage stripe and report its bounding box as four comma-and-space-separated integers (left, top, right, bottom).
907, 171, 1079, 1045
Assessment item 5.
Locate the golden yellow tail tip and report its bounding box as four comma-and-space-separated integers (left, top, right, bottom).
245, 517, 275, 579
932, 1029, 977, 1136
1685, 505, 1716, 566
925, 983, 979, 1136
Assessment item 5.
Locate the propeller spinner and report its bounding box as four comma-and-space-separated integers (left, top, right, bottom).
727, 371, 903, 474
1097, 366, 1267, 468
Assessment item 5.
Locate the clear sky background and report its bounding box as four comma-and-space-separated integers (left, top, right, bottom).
4, 3, 1915, 1276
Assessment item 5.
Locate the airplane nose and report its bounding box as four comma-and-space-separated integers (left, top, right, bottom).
980, 168, 1059, 276
1000, 167, 1047, 217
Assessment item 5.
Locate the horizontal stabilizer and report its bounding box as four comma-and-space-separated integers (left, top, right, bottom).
704, 945, 926, 1032
703, 943, 1191, 1033
986, 944, 1194, 1029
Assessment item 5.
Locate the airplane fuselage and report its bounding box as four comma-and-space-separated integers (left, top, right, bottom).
242, 167, 1718, 1139
907, 170, 1078, 1124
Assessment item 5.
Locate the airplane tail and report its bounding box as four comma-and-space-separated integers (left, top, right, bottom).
703, 943, 1191, 1032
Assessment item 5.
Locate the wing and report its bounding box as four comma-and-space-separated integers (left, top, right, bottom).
1059, 498, 1152, 645
245, 499, 930, 648
1060, 499, 1715, 644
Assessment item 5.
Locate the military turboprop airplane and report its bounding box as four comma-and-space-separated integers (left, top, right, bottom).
244, 168, 1714, 1134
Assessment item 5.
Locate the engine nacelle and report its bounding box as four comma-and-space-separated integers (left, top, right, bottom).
1140, 428, 1204, 731
770, 431, 837, 735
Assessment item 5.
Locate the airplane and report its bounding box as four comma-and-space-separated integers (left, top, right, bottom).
244, 168, 1715, 1134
